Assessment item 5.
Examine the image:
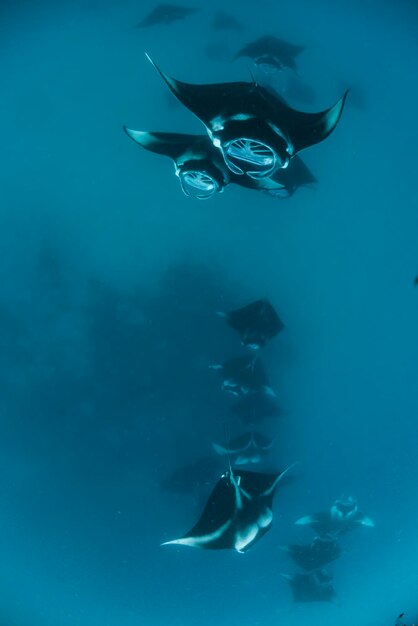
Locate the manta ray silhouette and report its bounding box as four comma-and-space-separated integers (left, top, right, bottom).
280, 535, 342, 570
217, 298, 284, 349
136, 4, 197, 28
281, 569, 338, 603
233, 35, 306, 74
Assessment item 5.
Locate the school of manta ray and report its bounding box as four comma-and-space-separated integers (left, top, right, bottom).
124, 3, 380, 607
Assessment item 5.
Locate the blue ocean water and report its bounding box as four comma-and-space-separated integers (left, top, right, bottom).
1, 0, 418, 624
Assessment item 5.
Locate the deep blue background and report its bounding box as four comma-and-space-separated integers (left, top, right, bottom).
1, 0, 417, 624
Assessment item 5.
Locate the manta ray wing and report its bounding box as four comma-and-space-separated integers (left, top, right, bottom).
124, 128, 207, 159
162, 473, 239, 549
264, 90, 349, 154
146, 55, 266, 127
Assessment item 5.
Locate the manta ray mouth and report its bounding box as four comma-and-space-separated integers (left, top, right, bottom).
222, 138, 283, 179
179, 170, 220, 199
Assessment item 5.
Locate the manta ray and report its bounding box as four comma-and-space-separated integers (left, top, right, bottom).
217, 298, 284, 349
162, 467, 291, 552
136, 4, 197, 28
233, 35, 306, 74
